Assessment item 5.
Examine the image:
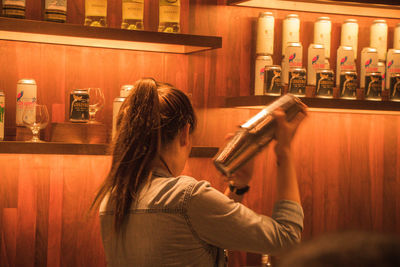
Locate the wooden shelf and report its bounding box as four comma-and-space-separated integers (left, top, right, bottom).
0, 142, 219, 157
0, 17, 222, 54
228, 0, 400, 18
226, 95, 400, 112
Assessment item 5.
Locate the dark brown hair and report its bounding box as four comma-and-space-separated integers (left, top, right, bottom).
92, 78, 196, 233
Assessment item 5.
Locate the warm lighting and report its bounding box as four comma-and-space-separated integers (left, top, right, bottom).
231, 0, 400, 18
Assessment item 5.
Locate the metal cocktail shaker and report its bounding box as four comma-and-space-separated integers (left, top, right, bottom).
213, 94, 305, 177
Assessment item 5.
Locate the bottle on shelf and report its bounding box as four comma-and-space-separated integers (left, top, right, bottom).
44, 0, 67, 23
314, 17, 331, 68
158, 0, 180, 33
16, 79, 37, 126
121, 0, 144, 30
85, 0, 107, 27
2, 0, 25, 18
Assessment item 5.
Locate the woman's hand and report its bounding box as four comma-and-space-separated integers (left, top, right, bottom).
273, 105, 307, 157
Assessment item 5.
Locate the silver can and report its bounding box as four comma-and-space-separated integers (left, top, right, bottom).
282, 42, 303, 84
390, 73, 400, 101
370, 20, 387, 62
386, 49, 400, 90
288, 68, 306, 96
264, 65, 282, 96
112, 97, 126, 139
394, 23, 400, 50
341, 19, 358, 59
282, 14, 300, 57
307, 43, 325, 85
213, 94, 305, 177
0, 91, 4, 141
16, 79, 37, 126
336, 46, 356, 87
316, 69, 334, 98
314, 17, 331, 59
360, 47, 378, 89
256, 12, 274, 55
254, 54, 273, 95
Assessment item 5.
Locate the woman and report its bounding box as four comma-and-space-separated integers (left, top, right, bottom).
93, 78, 307, 266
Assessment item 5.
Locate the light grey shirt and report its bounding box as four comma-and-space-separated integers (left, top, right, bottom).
99, 170, 304, 267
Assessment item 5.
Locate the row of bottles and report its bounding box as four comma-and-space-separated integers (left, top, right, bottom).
1, 0, 181, 33
254, 12, 400, 102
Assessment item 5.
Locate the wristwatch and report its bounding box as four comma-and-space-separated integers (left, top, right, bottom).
229, 183, 250, 195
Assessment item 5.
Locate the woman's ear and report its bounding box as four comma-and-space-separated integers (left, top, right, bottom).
179, 123, 191, 146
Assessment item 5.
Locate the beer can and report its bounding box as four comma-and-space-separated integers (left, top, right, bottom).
282, 14, 300, 57
365, 72, 382, 100
16, 79, 37, 126
340, 71, 357, 99
213, 94, 305, 177
288, 68, 306, 96
0, 91, 4, 141
69, 89, 89, 122
316, 69, 334, 98
112, 97, 126, 139
370, 20, 388, 61
254, 54, 273, 95
341, 19, 358, 59
314, 17, 331, 59
360, 47, 378, 89
264, 65, 282, 96
394, 23, 400, 50
336, 46, 356, 87
307, 43, 325, 85
386, 49, 400, 90
390, 73, 400, 101
256, 12, 274, 55
282, 42, 303, 84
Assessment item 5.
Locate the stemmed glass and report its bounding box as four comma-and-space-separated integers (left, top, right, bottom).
88, 88, 105, 123
22, 104, 49, 142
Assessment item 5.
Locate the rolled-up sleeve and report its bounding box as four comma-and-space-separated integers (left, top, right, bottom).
186, 181, 304, 254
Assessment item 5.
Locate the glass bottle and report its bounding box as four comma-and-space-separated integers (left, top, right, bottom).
121, 0, 144, 30
44, 0, 67, 23
2, 0, 25, 18
84, 0, 107, 27
158, 0, 180, 33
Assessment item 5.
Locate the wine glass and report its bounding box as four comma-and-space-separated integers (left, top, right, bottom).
88, 88, 105, 123
22, 104, 49, 142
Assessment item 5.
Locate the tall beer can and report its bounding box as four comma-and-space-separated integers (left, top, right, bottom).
213, 94, 305, 177
307, 43, 325, 85
0, 91, 4, 141
214, 94, 303, 177
112, 85, 134, 138
394, 23, 400, 50
254, 54, 273, 95
341, 19, 358, 59
256, 12, 274, 55
360, 47, 378, 88
282, 14, 300, 57
314, 17, 331, 61
16, 79, 37, 126
386, 49, 400, 90
377, 61, 386, 92
282, 42, 303, 84
336, 46, 356, 87
370, 20, 387, 62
